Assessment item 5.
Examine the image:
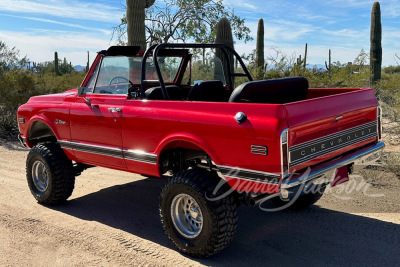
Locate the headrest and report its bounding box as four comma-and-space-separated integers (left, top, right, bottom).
145, 85, 183, 100
229, 77, 309, 104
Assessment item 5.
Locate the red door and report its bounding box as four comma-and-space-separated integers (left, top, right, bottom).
68, 94, 126, 169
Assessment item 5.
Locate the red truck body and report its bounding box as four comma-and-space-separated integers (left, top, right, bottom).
18, 86, 380, 193
17, 44, 384, 257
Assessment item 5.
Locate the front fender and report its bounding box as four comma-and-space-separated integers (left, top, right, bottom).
25, 115, 59, 148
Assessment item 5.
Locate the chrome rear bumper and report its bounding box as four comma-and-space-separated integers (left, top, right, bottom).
281, 142, 385, 189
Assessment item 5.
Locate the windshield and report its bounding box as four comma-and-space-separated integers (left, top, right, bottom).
87, 55, 184, 95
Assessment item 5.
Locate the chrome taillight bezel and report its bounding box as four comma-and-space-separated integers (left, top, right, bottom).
280, 128, 290, 178
377, 105, 382, 141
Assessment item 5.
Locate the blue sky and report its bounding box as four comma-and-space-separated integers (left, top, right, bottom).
0, 0, 399, 67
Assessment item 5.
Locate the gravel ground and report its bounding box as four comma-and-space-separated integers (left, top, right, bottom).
0, 139, 399, 266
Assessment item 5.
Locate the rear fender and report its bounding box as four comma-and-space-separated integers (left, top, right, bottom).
155, 133, 220, 165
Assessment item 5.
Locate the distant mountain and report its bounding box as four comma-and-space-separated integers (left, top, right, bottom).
306, 64, 326, 70
74, 65, 86, 72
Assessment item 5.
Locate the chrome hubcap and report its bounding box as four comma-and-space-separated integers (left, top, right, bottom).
31, 161, 49, 192
171, 193, 203, 238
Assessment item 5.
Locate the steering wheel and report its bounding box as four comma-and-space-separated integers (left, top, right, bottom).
108, 76, 134, 94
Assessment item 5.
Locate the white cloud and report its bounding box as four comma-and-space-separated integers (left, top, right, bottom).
223, 0, 257, 10
235, 40, 396, 67
323, 0, 372, 8
324, 0, 400, 18
0, 0, 123, 23
2, 14, 111, 34
0, 29, 115, 65
244, 19, 316, 43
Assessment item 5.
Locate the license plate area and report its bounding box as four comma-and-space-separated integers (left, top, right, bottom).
331, 165, 350, 187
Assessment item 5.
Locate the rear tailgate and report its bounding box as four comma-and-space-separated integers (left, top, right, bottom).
283, 88, 379, 172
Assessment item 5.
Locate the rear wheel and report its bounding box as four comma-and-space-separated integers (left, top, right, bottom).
26, 143, 75, 205
160, 168, 237, 258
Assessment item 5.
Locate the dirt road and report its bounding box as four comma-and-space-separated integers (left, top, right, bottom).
1, 140, 399, 266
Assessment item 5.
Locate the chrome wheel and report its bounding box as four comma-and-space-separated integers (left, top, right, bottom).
31, 160, 49, 192
171, 193, 203, 238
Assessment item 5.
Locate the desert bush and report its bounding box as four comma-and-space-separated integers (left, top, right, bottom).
383, 152, 400, 179
0, 69, 86, 136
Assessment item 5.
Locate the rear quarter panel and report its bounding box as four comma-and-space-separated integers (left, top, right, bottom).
122, 100, 288, 175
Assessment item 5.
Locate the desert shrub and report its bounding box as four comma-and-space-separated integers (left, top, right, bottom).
0, 70, 38, 134
0, 69, 86, 136
383, 152, 400, 179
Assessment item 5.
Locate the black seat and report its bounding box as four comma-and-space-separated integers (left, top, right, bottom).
229, 77, 309, 104
187, 80, 226, 102
144, 85, 183, 100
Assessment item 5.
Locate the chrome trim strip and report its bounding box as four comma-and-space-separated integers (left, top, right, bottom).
223, 175, 279, 185
70, 142, 123, 159
217, 165, 280, 177
289, 133, 376, 167
58, 140, 73, 150
58, 140, 158, 164
217, 165, 280, 185
123, 149, 157, 165
290, 121, 377, 150
281, 141, 385, 189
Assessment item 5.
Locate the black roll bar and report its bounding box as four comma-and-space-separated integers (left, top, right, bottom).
140, 43, 253, 100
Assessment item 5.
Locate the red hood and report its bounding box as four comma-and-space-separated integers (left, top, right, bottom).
28, 88, 77, 104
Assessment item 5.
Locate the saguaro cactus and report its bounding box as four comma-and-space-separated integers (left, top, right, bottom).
256, 19, 265, 71
85, 51, 89, 72
303, 43, 308, 69
215, 17, 234, 88
325, 49, 332, 74
126, 0, 156, 50
370, 1, 382, 84
54, 52, 59, 75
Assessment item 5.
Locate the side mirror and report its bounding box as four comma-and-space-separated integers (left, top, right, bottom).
78, 87, 86, 96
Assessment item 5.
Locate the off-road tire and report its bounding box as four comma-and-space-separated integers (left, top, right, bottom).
160, 168, 237, 258
26, 142, 75, 205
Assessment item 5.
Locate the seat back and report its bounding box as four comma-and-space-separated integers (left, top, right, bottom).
229, 77, 309, 104
144, 85, 183, 100
187, 80, 226, 102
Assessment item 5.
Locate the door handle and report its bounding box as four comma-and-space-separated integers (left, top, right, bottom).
108, 107, 122, 112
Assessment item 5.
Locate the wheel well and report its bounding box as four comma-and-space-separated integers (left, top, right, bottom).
159, 147, 213, 175
29, 121, 57, 145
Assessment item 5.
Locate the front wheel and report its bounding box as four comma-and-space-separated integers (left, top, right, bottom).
160, 169, 237, 258
26, 143, 75, 205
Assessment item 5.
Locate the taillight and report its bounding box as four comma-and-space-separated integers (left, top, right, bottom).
280, 128, 289, 178
377, 106, 382, 140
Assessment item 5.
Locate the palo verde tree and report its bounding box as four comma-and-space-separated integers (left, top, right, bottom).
0, 41, 27, 73
114, 0, 252, 46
